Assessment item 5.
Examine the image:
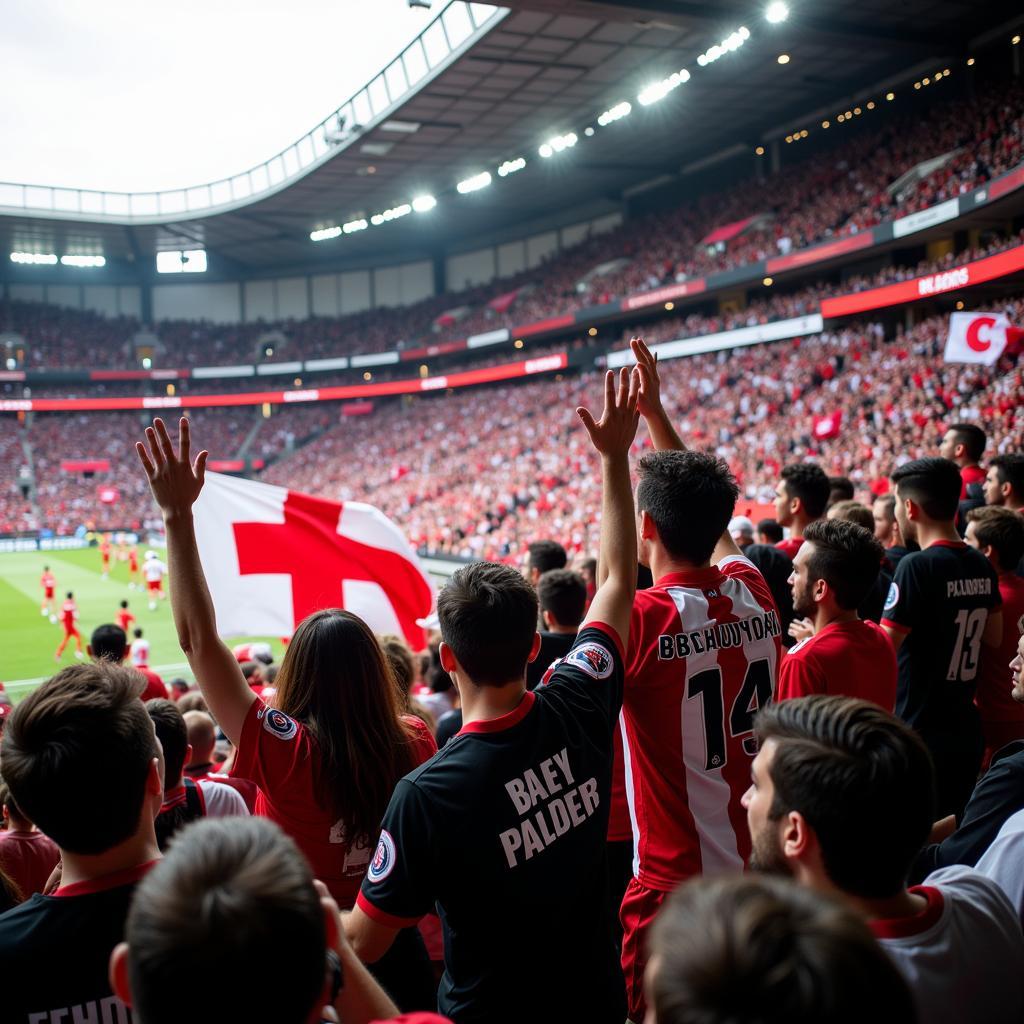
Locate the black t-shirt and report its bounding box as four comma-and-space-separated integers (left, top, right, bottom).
525, 631, 576, 690
882, 541, 1001, 732
358, 624, 626, 1024
859, 565, 893, 624
435, 709, 463, 747
0, 860, 156, 1023
745, 543, 795, 642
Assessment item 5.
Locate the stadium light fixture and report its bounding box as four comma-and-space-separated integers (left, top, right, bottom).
538, 133, 577, 158
886, 91, 895, 100
765, 2, 789, 24
371, 202, 412, 227
343, 219, 368, 234
867, 101, 875, 110
584, 126, 595, 137
697, 27, 749, 67
10, 251, 58, 265
412, 194, 436, 213
310, 226, 342, 242
597, 101, 632, 126
1013, 34, 1021, 45
638, 69, 690, 106
966, 58, 975, 66
156, 250, 206, 274
822, 120, 830, 128
60, 254, 106, 268
142, 357, 152, 369
777, 53, 790, 64
457, 171, 492, 194
755, 145, 765, 155
497, 157, 526, 177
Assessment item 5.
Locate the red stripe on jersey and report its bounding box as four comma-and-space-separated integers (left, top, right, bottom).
869, 886, 945, 939
356, 889, 423, 929
54, 859, 159, 898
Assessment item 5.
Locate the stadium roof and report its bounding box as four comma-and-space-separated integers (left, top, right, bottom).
1, 0, 1021, 274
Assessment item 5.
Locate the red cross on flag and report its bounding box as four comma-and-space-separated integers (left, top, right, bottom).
944, 311, 1023, 366
193, 472, 434, 650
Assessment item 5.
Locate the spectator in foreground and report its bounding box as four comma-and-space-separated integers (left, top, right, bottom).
984, 453, 1024, 512
882, 458, 1003, 818
773, 463, 831, 559
0, 664, 163, 1021
645, 875, 917, 1024
745, 695, 1024, 1024
89, 623, 169, 701
347, 367, 641, 1023
109, 817, 443, 1024
526, 568, 587, 689
525, 539, 568, 585
825, 499, 892, 623
0, 775, 59, 902
777, 519, 896, 709
135, 416, 437, 1010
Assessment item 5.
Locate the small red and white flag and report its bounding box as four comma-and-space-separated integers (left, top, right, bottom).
812, 410, 842, 440
193, 473, 434, 650
944, 311, 1024, 366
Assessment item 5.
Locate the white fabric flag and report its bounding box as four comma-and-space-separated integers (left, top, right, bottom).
944, 311, 1009, 366
192, 472, 434, 648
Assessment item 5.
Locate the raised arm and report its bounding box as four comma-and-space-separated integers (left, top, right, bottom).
136, 417, 255, 743
630, 337, 742, 565
576, 367, 640, 647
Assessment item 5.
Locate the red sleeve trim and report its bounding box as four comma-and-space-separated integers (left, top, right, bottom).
582, 619, 626, 662
231, 697, 267, 783
459, 690, 536, 734
356, 889, 422, 929
869, 886, 944, 939
880, 618, 910, 635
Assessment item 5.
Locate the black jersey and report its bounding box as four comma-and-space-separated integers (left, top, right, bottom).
358, 624, 626, 1024
0, 860, 156, 1023
882, 540, 1000, 731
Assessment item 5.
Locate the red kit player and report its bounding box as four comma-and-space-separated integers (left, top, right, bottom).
99, 536, 112, 579
55, 591, 84, 662
127, 544, 140, 588
40, 565, 57, 622
116, 599, 136, 635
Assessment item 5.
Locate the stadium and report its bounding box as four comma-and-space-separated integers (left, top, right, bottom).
1, 1, 1024, 1021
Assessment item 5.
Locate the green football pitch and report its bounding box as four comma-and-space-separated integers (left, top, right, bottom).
0, 548, 286, 702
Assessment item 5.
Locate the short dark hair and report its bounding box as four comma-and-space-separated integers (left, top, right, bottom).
0, 664, 155, 854
757, 519, 784, 544
134, 628, 143, 639
827, 500, 873, 533
781, 464, 830, 520
438, 562, 538, 686
126, 817, 325, 1024
528, 540, 567, 576
537, 569, 587, 629
891, 458, 962, 522
948, 422, 986, 461
239, 661, 261, 681
991, 454, 1024, 497
0, 774, 23, 823
967, 506, 1024, 570
120, 599, 129, 609
91, 623, 128, 662
827, 476, 855, 504
755, 696, 934, 899
802, 520, 885, 611
637, 450, 739, 564
66, 591, 73, 599
650, 875, 917, 1024
145, 699, 188, 787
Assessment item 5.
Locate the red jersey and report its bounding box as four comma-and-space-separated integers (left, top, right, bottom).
960, 464, 986, 500
775, 536, 804, 560
233, 701, 437, 906
61, 600, 77, 630
116, 609, 135, 633
40, 572, 55, 596
0, 830, 60, 900
776, 619, 897, 710
622, 555, 781, 889
100, 542, 111, 562
135, 668, 168, 702
128, 548, 139, 570
976, 573, 1024, 725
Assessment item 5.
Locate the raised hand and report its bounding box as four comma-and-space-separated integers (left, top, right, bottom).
136, 416, 208, 517
630, 336, 662, 421
577, 366, 640, 457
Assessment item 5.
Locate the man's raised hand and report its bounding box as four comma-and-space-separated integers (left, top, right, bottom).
630, 336, 663, 421
577, 366, 640, 456
136, 417, 208, 517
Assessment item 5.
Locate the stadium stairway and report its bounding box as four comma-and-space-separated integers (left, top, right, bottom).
235, 411, 264, 460
19, 432, 42, 523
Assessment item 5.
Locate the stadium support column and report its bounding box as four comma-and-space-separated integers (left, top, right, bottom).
140, 281, 153, 324
432, 253, 446, 296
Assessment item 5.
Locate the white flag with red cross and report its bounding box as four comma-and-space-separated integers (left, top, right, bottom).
192, 472, 434, 649
944, 311, 1024, 366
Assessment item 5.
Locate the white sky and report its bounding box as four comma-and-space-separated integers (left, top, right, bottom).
0, 0, 441, 193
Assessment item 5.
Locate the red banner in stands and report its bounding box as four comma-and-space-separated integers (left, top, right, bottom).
207, 460, 246, 472
342, 401, 374, 416
399, 340, 468, 362
988, 165, 1024, 202
90, 369, 189, 381
622, 279, 707, 312
821, 244, 1024, 319
766, 231, 875, 274
61, 459, 111, 472
0, 353, 569, 413
513, 315, 575, 338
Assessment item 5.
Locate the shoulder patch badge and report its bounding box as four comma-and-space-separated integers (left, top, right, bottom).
261, 707, 298, 741
883, 581, 900, 612
368, 829, 397, 883
567, 642, 614, 680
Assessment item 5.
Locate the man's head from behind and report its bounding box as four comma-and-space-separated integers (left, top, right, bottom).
111, 817, 327, 1024
966, 505, 1024, 574
89, 623, 129, 663
939, 422, 986, 466
646, 875, 916, 1024
184, 711, 217, 768
145, 699, 188, 792
985, 454, 1024, 508
0, 663, 161, 855
438, 561, 540, 687
789, 519, 884, 619
527, 540, 567, 585
743, 696, 934, 900
637, 450, 738, 568
890, 457, 962, 542
774, 464, 830, 530
538, 569, 587, 632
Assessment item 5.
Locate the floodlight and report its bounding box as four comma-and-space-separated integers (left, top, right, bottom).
310, 226, 342, 242
342, 219, 368, 234
60, 254, 105, 267
497, 158, 526, 177
457, 171, 492, 194
412, 195, 436, 212
10, 252, 58, 265
765, 2, 789, 24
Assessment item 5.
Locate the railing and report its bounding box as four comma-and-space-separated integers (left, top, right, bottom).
0, 3, 505, 223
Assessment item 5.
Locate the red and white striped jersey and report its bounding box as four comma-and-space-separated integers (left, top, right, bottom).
622, 555, 781, 891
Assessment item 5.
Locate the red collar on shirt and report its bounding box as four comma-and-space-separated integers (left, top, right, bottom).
54, 859, 160, 898
869, 886, 945, 939
928, 540, 967, 549
655, 565, 723, 589
459, 690, 536, 735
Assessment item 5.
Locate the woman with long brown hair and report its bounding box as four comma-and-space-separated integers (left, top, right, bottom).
135, 418, 436, 1008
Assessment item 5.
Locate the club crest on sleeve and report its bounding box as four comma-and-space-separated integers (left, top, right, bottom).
261, 708, 298, 741
567, 642, 614, 680
368, 829, 397, 883
884, 582, 900, 612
